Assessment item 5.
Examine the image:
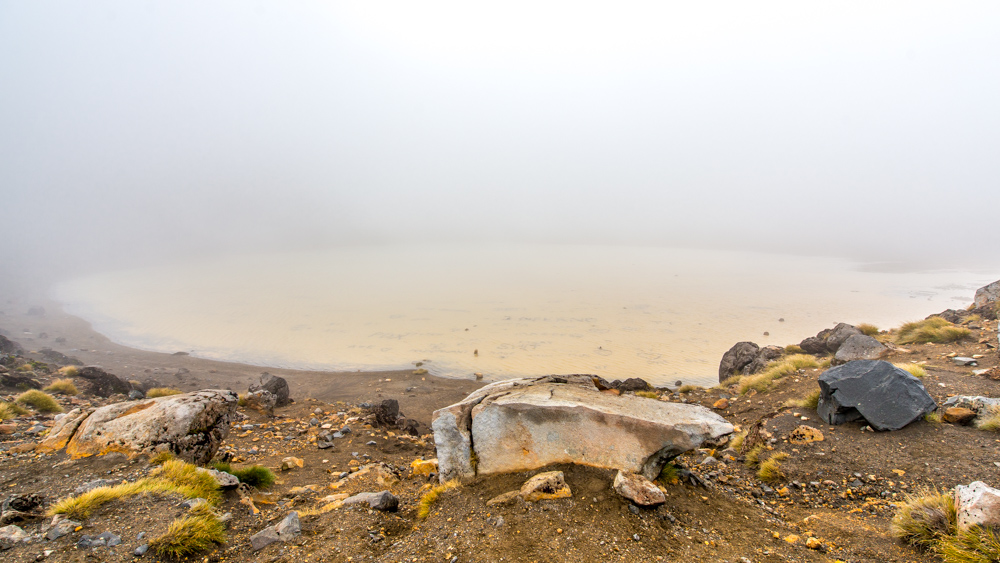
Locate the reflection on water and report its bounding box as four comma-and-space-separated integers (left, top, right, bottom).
53, 244, 999, 387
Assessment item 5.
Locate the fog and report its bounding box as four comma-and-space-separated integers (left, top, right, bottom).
2, 1, 999, 286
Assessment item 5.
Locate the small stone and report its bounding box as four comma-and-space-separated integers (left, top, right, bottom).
788, 425, 824, 444
784, 534, 800, 544
613, 470, 665, 506
713, 398, 730, 409
205, 469, 239, 489
280, 457, 304, 471
134, 543, 148, 556
952, 357, 978, 366
309, 418, 319, 426
366, 441, 377, 446
805, 537, 822, 549
520, 471, 573, 502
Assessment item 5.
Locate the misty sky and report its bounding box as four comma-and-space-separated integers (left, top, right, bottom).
2, 2, 998, 279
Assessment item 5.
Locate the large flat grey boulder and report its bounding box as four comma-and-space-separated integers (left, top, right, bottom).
818, 360, 936, 431
432, 375, 733, 482
37, 389, 238, 464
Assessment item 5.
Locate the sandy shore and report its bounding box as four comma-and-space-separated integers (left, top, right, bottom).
0, 297, 483, 425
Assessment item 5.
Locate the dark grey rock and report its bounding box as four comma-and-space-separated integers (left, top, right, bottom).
745, 345, 784, 374
2, 493, 42, 514
250, 528, 280, 551
718, 342, 760, 382
344, 491, 399, 512
44, 516, 80, 541
255, 372, 291, 407
798, 335, 828, 354
817, 360, 936, 431
243, 389, 277, 416
825, 323, 862, 352
833, 334, 887, 364
128, 390, 145, 400
369, 399, 399, 426
0, 524, 28, 550
250, 511, 299, 551
76, 366, 131, 397
0, 335, 23, 355
97, 531, 121, 547
134, 543, 148, 556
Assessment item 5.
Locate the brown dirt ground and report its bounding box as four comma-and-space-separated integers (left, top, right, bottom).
1, 301, 999, 563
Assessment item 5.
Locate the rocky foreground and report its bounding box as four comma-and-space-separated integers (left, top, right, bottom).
1, 284, 1000, 562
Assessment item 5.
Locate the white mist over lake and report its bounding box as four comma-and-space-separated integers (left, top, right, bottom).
53, 245, 999, 387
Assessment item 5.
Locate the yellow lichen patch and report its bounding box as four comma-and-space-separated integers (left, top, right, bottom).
120, 402, 156, 417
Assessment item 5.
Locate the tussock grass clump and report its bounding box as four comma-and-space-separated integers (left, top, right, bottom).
150, 503, 225, 558
16, 364, 35, 372
757, 452, 789, 483
677, 384, 699, 394
231, 465, 275, 489
0, 401, 30, 421
890, 489, 956, 550
937, 526, 1000, 562
149, 451, 175, 465
975, 407, 1000, 432
895, 317, 972, 345
925, 411, 943, 424
237, 393, 247, 407
658, 463, 679, 484
784, 344, 805, 354
417, 480, 459, 520
895, 363, 927, 378
717, 375, 742, 387
413, 368, 428, 375
146, 387, 182, 398
783, 389, 821, 410
634, 390, 659, 399
857, 323, 880, 337
50, 459, 221, 520
744, 445, 766, 467
728, 430, 747, 452
738, 354, 819, 395
58, 365, 79, 376
15, 389, 62, 413
44, 378, 79, 395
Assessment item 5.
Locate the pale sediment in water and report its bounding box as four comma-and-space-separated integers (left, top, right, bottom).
52, 244, 1000, 387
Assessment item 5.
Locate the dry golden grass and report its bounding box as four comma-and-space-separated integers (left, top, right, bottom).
15, 390, 62, 413
149, 451, 174, 465
150, 503, 225, 558
728, 430, 747, 452
784, 344, 805, 354
146, 387, 182, 398
634, 390, 659, 399
744, 445, 766, 467
677, 384, 699, 394
44, 378, 79, 396
895, 317, 972, 345
737, 354, 819, 395
857, 323, 880, 336
57, 365, 79, 376
757, 452, 789, 482
0, 401, 30, 421
417, 481, 459, 520
937, 526, 1000, 563
50, 459, 220, 520
975, 406, 1000, 432
783, 389, 821, 410
718, 375, 742, 387
895, 363, 928, 378
890, 489, 956, 550
413, 368, 428, 375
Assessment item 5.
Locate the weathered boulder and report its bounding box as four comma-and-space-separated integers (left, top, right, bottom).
817, 361, 936, 431
252, 372, 291, 407
832, 334, 887, 364
369, 399, 400, 426
954, 481, 1000, 531
718, 342, 759, 382
432, 375, 733, 482
594, 377, 652, 392
243, 389, 277, 416
250, 511, 300, 551
613, 470, 665, 506
975, 279, 1000, 309
0, 373, 41, 390
825, 323, 862, 351
519, 471, 572, 502
37, 408, 92, 453
798, 336, 828, 355
76, 366, 131, 397
0, 335, 23, 355
40, 390, 237, 464
745, 345, 784, 375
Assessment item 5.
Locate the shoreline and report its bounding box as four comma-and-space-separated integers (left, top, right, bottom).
0, 297, 483, 425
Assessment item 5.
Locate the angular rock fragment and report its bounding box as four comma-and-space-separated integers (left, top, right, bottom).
520, 471, 572, 502
76, 366, 131, 397
833, 334, 887, 364
974, 279, 1000, 309
250, 511, 300, 551
817, 360, 935, 431
955, 481, 1000, 531
613, 470, 665, 506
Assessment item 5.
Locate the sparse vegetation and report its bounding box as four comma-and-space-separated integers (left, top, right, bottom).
678, 384, 698, 394
230, 465, 276, 489
413, 368, 428, 375
783, 389, 821, 410
818, 357, 833, 369
895, 317, 972, 345
44, 378, 79, 395
784, 344, 805, 354
728, 430, 747, 452
890, 489, 956, 550
417, 480, 459, 520
50, 459, 220, 520
718, 375, 742, 388
149, 451, 175, 465
58, 365, 79, 376
237, 393, 247, 407
634, 390, 659, 399
895, 363, 928, 378
0, 401, 30, 421
146, 387, 182, 398
757, 452, 789, 482
737, 354, 819, 395
658, 463, 679, 484
149, 503, 226, 558
857, 323, 880, 336
744, 445, 766, 467
15, 389, 62, 413
925, 411, 943, 424
975, 406, 1000, 432
937, 526, 1000, 563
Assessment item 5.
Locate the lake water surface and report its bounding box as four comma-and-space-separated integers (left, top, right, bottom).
53, 244, 1000, 387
